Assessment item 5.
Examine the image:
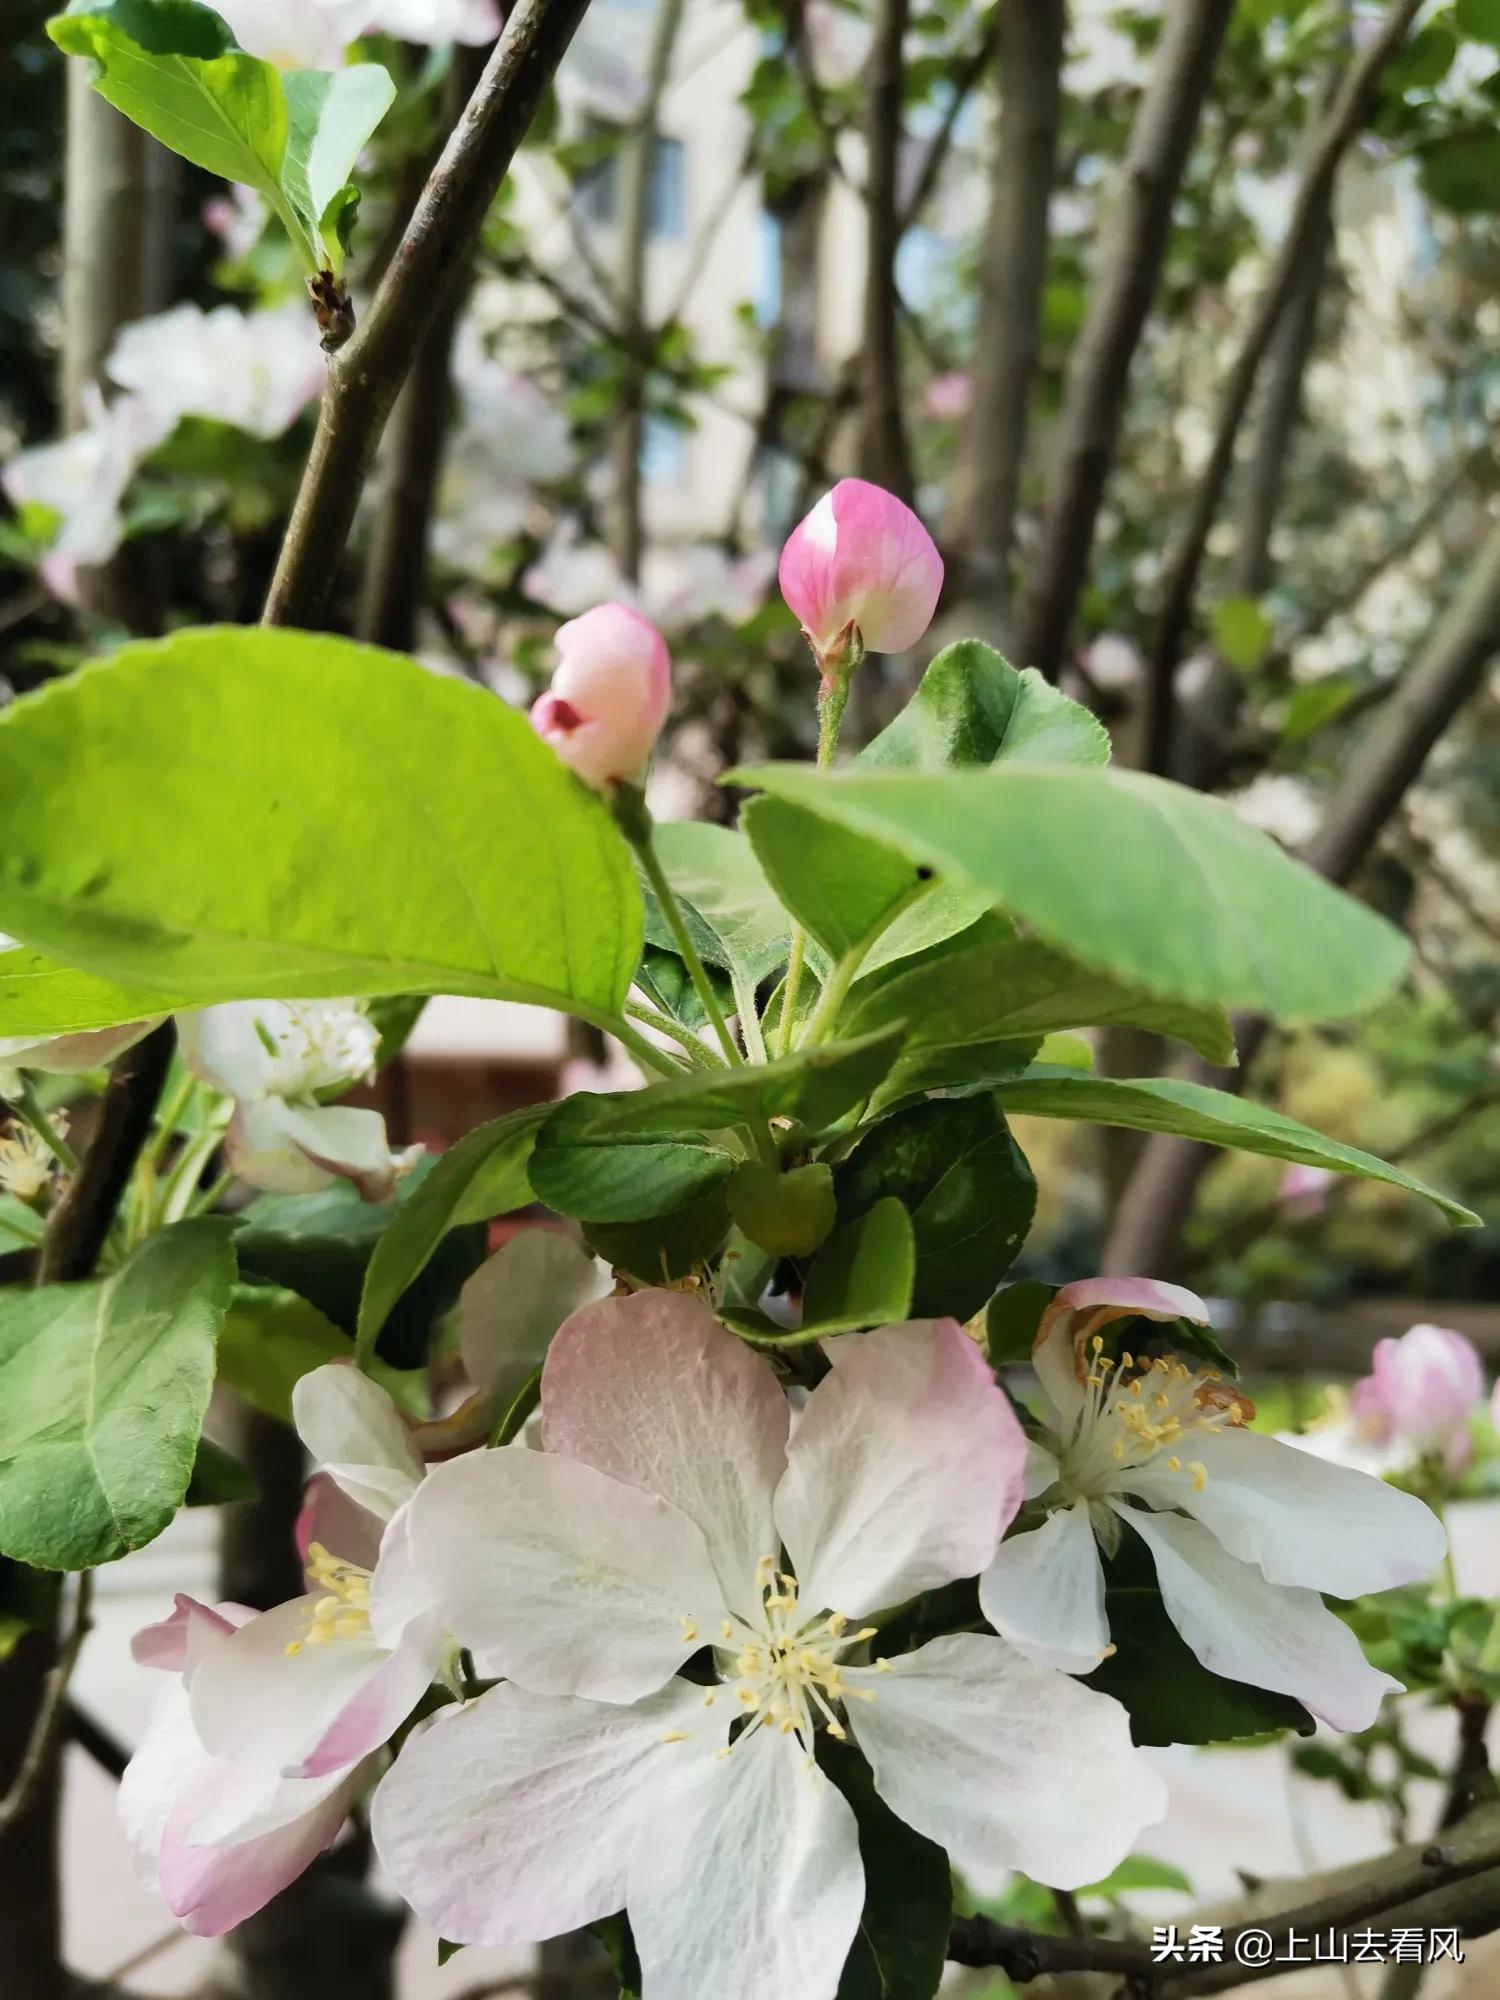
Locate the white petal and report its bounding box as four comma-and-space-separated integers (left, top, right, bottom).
163, 1764, 368, 1938
292, 1364, 424, 1522
460, 1228, 609, 1405
120, 1678, 214, 1888
629, 1728, 864, 2000
542, 1290, 788, 1616
776, 1319, 1026, 1619
1158, 1428, 1447, 1597
401, 1447, 725, 1701
1118, 1505, 1401, 1733
1031, 1310, 1087, 1427
979, 1505, 1111, 1674
178, 1003, 278, 1098
1023, 1438, 1062, 1500
372, 1679, 704, 1947
843, 1632, 1165, 1893
225, 1099, 339, 1194
277, 1102, 405, 1202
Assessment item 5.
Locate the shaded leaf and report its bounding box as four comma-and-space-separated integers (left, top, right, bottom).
801, 1197, 916, 1332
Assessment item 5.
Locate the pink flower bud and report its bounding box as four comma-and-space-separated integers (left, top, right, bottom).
778, 477, 943, 660
529, 603, 671, 789
1350, 1323, 1486, 1471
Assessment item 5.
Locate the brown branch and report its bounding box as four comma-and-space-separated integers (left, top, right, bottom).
945, 0, 1064, 646
0, 1574, 92, 1841
1143, 0, 1424, 776
355, 45, 492, 653
37, 1023, 174, 1286
1013, 0, 1235, 681
262, 0, 595, 630
857, 0, 914, 502
1103, 508, 1500, 1276
896, 8, 1000, 239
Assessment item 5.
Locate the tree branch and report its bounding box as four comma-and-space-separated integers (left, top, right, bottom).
0, 1574, 92, 1841
896, 8, 1000, 239
37, 1023, 174, 1287
1103, 509, 1500, 1276
262, 0, 595, 630
945, 0, 1064, 646
857, 0, 914, 502
1013, 0, 1235, 681
1143, 0, 1423, 776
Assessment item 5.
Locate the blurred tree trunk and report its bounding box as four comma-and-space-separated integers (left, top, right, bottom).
608, 0, 687, 581
1013, 0, 1234, 680
945, 0, 1064, 649
858, 0, 913, 502
0, 1603, 64, 2000
61, 69, 176, 629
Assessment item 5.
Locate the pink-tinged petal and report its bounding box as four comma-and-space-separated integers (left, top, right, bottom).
777, 479, 942, 657
161, 1766, 367, 1937
119, 1679, 217, 1887
843, 1632, 1164, 1893
1157, 1428, 1447, 1598
296, 1472, 386, 1573
1362, 1324, 1487, 1456
1050, 1276, 1211, 1323
459, 1229, 608, 1404
775, 1319, 1025, 1618
531, 603, 672, 788
542, 1291, 788, 1616
188, 1597, 395, 1776
275, 1102, 407, 1202
401, 1447, 724, 1701
296, 1616, 445, 1778
979, 1504, 1111, 1674
0, 1021, 155, 1076
131, 1594, 239, 1673
225, 1098, 341, 1194
1031, 1277, 1211, 1429
372, 1679, 705, 1947
292, 1363, 424, 1522
628, 1728, 864, 2000
1117, 1506, 1400, 1733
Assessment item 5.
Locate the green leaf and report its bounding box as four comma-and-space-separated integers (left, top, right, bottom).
1078, 1854, 1193, 1899
49, 2, 394, 272
800, 1197, 916, 1332
849, 934, 1237, 1107
824, 1736, 950, 2000
985, 1280, 1053, 1366
1418, 130, 1500, 215
185, 1434, 257, 1507
1082, 1546, 1314, 1745
0, 1218, 236, 1569
834, 1098, 1036, 1321
1458, 0, 1500, 47
0, 946, 177, 1038
0, 1195, 46, 1254
530, 1094, 737, 1223
646, 822, 788, 988
729, 762, 1408, 1024
0, 630, 641, 1034
728, 1160, 836, 1258
860, 640, 1109, 771
584, 1185, 731, 1281
356, 1105, 549, 1363
585, 1028, 903, 1141
992, 1068, 1478, 1226
218, 1282, 351, 1423
1210, 596, 1271, 672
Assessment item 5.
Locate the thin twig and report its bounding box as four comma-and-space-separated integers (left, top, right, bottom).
37, 1024, 174, 1286
0, 1574, 93, 1840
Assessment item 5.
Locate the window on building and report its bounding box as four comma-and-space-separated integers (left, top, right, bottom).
576, 128, 686, 239
640, 414, 689, 487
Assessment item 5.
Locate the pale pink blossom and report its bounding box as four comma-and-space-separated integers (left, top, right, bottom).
0, 1020, 156, 1098
1349, 1324, 1487, 1473
778, 478, 943, 661
213, 0, 499, 67
203, 185, 268, 261
530, 604, 671, 789
373, 1296, 1163, 1996
121, 1367, 448, 1936
924, 372, 971, 421
1279, 1162, 1335, 1215
178, 1000, 417, 1200
981, 1278, 1446, 1730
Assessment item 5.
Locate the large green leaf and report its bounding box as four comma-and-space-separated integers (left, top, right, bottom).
800, 1197, 916, 1332
994, 1068, 1477, 1225
834, 1098, 1036, 1320
0, 629, 641, 1034
859, 640, 1109, 771
356, 1105, 549, 1363
646, 822, 788, 989
0, 1219, 236, 1569
849, 933, 1237, 1103
824, 1736, 951, 2000
585, 1027, 903, 1140
50, 1, 393, 272
0, 946, 177, 1038
529, 1095, 737, 1222
0, 1195, 46, 1255
730, 762, 1408, 1024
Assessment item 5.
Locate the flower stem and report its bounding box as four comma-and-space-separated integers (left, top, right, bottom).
13, 1080, 79, 1175
798, 875, 933, 1051
616, 786, 742, 1067
624, 998, 724, 1068
776, 667, 857, 1057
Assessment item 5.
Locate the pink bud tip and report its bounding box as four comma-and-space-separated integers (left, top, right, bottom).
778, 477, 943, 659
1353, 1323, 1486, 1468
529, 602, 672, 789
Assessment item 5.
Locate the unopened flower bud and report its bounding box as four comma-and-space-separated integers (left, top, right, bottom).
529, 603, 671, 790
1351, 1322, 1486, 1471
778, 477, 943, 664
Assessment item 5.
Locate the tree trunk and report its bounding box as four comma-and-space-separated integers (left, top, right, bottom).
0, 1608, 64, 2000
945, 0, 1064, 648
858, 0, 913, 502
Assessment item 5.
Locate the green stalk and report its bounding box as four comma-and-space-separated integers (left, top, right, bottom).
775, 642, 862, 1056
12, 1079, 80, 1175
798, 875, 934, 1051
625, 999, 725, 1068
616, 787, 742, 1067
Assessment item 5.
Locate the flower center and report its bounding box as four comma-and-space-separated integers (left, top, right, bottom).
0, 1119, 61, 1202
1057, 1338, 1251, 1501
260, 1002, 380, 1099
709, 1555, 889, 1758
283, 1541, 373, 1655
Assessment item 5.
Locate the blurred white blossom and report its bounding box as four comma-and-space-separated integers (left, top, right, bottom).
108, 303, 324, 441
